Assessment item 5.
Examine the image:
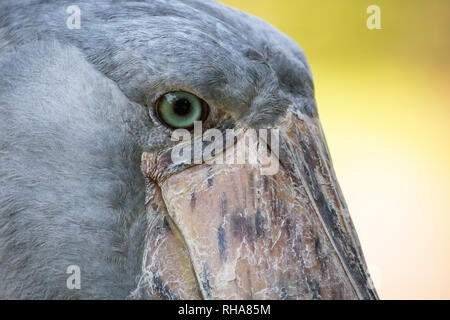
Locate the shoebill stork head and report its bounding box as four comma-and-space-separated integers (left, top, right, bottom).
0, 0, 377, 299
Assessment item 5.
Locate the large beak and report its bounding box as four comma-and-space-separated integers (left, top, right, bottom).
139, 107, 378, 300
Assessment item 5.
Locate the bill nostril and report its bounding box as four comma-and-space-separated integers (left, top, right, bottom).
141, 152, 165, 183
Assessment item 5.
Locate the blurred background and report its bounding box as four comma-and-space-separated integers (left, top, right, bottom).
220, 0, 450, 299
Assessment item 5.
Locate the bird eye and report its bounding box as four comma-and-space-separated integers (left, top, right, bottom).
156, 91, 208, 129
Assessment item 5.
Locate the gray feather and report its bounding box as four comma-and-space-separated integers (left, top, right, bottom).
0, 41, 149, 299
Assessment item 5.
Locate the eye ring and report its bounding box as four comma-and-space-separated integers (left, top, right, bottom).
155, 91, 209, 129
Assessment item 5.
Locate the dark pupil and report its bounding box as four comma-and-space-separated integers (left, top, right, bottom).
173, 98, 191, 116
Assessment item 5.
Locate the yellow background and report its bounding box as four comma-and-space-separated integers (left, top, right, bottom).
219, 0, 450, 299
